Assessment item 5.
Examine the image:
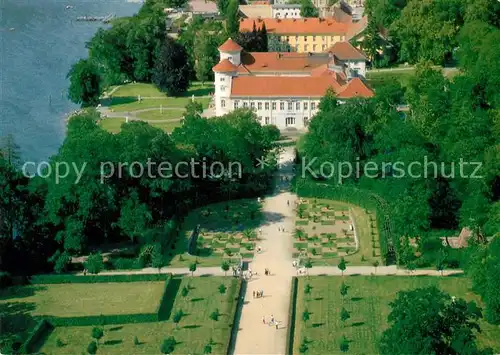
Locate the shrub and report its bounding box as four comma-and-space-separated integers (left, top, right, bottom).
210, 309, 220, 321
30, 273, 171, 284
218, 284, 227, 294
87, 341, 98, 354
0, 271, 12, 289
161, 336, 176, 354
204, 343, 213, 354
85, 253, 104, 275
56, 338, 65, 347
91, 327, 104, 343
181, 286, 189, 297
133, 336, 140, 346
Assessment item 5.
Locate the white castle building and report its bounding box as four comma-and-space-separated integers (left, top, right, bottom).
212, 38, 373, 130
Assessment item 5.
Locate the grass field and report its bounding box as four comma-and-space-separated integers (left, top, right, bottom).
39, 277, 240, 355
109, 97, 211, 113
0, 282, 166, 317
166, 199, 263, 267
135, 109, 184, 121
111, 82, 213, 98
366, 70, 415, 89
99, 118, 182, 134
149, 120, 183, 133
293, 276, 500, 354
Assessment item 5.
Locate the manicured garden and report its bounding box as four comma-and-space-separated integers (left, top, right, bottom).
166, 199, 263, 267
1, 276, 240, 354
293, 198, 381, 266
39, 277, 240, 354
292, 276, 500, 354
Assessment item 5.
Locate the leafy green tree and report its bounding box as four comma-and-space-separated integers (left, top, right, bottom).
339, 335, 349, 352
189, 262, 197, 276
302, 309, 310, 325
173, 310, 184, 328
151, 244, 164, 270
340, 307, 350, 327
152, 36, 191, 96
380, 286, 486, 354
221, 260, 230, 276
225, 0, 240, 37
338, 257, 346, 276
304, 283, 312, 300
91, 327, 104, 344
218, 283, 227, 294
217, 0, 230, 16
161, 336, 176, 354
85, 252, 104, 274
304, 259, 312, 276
340, 282, 348, 299
300, 0, 319, 17
133, 336, 140, 346
67, 59, 102, 107
373, 260, 380, 274
87, 341, 98, 354
181, 285, 189, 297
210, 309, 220, 321
194, 33, 220, 85
204, 343, 213, 354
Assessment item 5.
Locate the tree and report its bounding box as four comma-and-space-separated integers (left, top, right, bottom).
181, 285, 189, 297
218, 283, 227, 294
340, 307, 350, 327
302, 309, 310, 325
133, 336, 140, 346
161, 336, 176, 354
339, 336, 349, 352
225, 0, 240, 37
151, 244, 164, 271
217, 0, 230, 16
173, 310, 184, 328
67, 59, 102, 107
204, 343, 213, 354
221, 261, 230, 276
87, 341, 98, 354
380, 286, 486, 355
91, 327, 104, 344
85, 252, 104, 274
210, 309, 220, 321
338, 257, 346, 276
193, 34, 220, 85
373, 260, 380, 274
340, 282, 348, 299
189, 262, 197, 276
300, 0, 319, 17
304, 283, 312, 300
152, 37, 190, 96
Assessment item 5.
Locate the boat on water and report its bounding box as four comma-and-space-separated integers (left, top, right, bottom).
65, 5, 73, 9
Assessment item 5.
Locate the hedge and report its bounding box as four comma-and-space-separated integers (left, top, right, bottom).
20, 320, 53, 353
30, 273, 172, 284
226, 279, 244, 355
294, 178, 396, 265
42, 313, 160, 327
285, 277, 298, 355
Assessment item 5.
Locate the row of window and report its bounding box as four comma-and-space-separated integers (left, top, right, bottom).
283, 35, 340, 43
298, 44, 327, 52
232, 100, 317, 111
256, 116, 310, 127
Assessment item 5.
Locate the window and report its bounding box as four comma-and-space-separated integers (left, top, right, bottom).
258, 102, 262, 110
265, 117, 270, 124
280, 102, 285, 110
221, 99, 225, 108
220, 85, 226, 91
313, 45, 316, 51
312, 36, 316, 42
304, 45, 308, 51
220, 76, 225, 82
322, 36, 326, 41
272, 102, 277, 110
322, 44, 326, 51
243, 102, 248, 108
228, 56, 233, 61
331, 36, 334, 41
250, 102, 255, 110
288, 102, 293, 110
311, 102, 316, 110
285, 117, 295, 126
304, 36, 307, 42
303, 102, 308, 110
296, 102, 300, 110
234, 100, 239, 109
286, 36, 290, 42
265, 102, 270, 110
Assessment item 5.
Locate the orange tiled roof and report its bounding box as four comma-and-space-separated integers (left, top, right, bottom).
212, 59, 238, 72
337, 77, 374, 98
327, 41, 366, 60
218, 38, 243, 52
240, 18, 350, 35
238, 52, 330, 73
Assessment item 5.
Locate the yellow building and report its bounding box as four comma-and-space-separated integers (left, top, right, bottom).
239, 17, 366, 53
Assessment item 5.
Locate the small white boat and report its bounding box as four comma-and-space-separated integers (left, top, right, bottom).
9, 28, 15, 31
65, 5, 73, 9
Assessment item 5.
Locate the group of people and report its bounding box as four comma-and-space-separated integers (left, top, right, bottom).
253, 290, 264, 298
263, 314, 279, 329
264, 268, 271, 276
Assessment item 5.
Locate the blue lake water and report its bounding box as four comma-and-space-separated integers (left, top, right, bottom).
0, 0, 141, 162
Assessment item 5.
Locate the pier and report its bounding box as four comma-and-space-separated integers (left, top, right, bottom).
76, 13, 115, 23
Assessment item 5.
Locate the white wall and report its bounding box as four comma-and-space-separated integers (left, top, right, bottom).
346, 60, 366, 77
220, 50, 241, 66
214, 72, 233, 116
272, 6, 301, 18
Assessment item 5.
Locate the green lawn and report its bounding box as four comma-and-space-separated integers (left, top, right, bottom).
111, 82, 214, 98
136, 109, 184, 121
108, 97, 211, 113
0, 282, 166, 317
149, 121, 182, 133
99, 118, 126, 134
293, 276, 500, 354
366, 70, 415, 89
39, 277, 240, 355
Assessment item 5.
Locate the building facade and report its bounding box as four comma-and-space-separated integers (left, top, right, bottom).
271, 4, 301, 18
213, 38, 373, 130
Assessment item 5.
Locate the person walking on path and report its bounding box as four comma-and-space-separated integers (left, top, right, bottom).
253, 290, 256, 298
262, 316, 266, 324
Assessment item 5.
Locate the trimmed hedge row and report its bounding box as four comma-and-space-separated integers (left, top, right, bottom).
20, 320, 53, 354
286, 277, 298, 355
30, 273, 172, 284
226, 279, 244, 355
42, 313, 160, 327
294, 178, 395, 265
